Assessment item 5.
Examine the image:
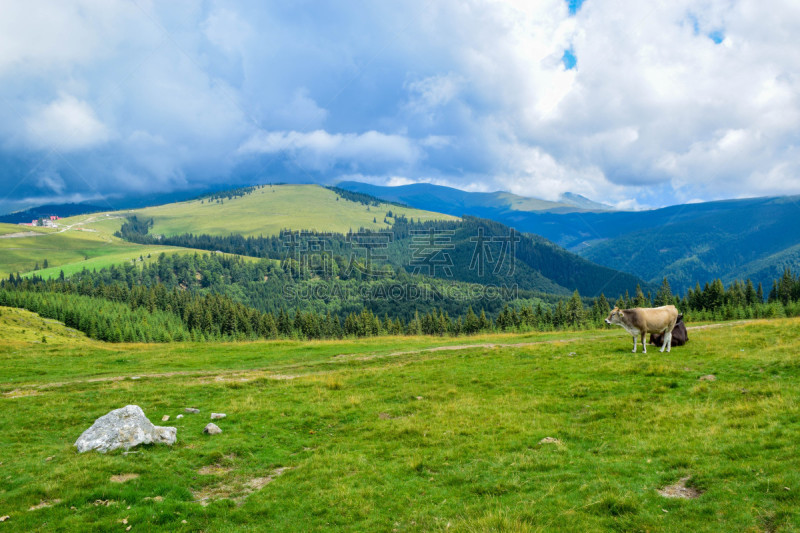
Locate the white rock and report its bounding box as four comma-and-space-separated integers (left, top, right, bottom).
210, 413, 226, 420
203, 423, 222, 435
75, 405, 176, 454
161, 415, 170, 422
185, 408, 200, 414
176, 414, 184, 419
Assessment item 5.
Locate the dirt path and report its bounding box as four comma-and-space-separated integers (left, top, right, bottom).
334, 335, 599, 361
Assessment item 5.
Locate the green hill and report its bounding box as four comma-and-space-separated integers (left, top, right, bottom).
131, 184, 456, 237
3, 185, 453, 279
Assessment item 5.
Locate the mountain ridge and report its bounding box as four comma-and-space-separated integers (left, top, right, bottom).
336, 181, 800, 292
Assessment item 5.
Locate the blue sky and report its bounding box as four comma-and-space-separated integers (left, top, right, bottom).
0, 0, 799, 213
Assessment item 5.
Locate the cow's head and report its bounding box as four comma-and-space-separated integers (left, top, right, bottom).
605, 307, 624, 325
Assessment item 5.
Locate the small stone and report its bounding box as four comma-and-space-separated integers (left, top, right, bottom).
210, 413, 226, 420
126, 527, 131, 531
161, 415, 170, 422
130, 376, 140, 380
699, 374, 717, 382
203, 423, 222, 435
176, 414, 184, 419
182, 520, 187, 524
539, 437, 561, 445
45, 456, 53, 461
0, 515, 8, 522
185, 408, 200, 414
415, 396, 423, 400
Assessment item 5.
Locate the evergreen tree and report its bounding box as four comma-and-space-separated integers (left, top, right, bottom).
566, 290, 584, 328
654, 278, 673, 306
633, 284, 649, 307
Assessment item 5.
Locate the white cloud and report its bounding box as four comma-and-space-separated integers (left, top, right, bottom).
404, 73, 463, 125
25, 94, 110, 151
35, 170, 66, 194
238, 129, 420, 172
3, 0, 800, 209
272, 88, 328, 130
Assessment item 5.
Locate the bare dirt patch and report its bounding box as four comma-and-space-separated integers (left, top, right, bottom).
198, 464, 233, 476
192, 467, 291, 506
110, 474, 139, 483
539, 437, 562, 445
28, 499, 60, 511
657, 476, 703, 499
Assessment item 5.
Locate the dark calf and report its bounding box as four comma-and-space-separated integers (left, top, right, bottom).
650, 315, 688, 347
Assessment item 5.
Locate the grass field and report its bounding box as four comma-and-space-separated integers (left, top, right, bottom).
130, 184, 457, 237
1, 308, 799, 531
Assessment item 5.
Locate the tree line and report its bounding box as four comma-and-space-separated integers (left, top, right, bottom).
4, 250, 800, 343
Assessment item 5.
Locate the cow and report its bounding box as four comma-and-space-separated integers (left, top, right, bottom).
605, 305, 680, 353
650, 314, 688, 347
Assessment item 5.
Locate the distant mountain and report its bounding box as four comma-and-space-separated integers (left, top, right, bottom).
0, 203, 108, 224
336, 181, 611, 216
559, 192, 614, 211
577, 196, 800, 291
338, 181, 800, 293
0, 183, 265, 220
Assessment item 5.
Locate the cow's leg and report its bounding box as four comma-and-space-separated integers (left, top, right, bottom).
666, 330, 673, 352
632, 335, 637, 353
660, 329, 668, 352
641, 332, 647, 353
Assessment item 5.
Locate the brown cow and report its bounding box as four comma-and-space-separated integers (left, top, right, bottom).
651, 315, 688, 347
605, 305, 680, 353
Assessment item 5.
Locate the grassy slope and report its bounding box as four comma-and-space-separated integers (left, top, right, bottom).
0, 224, 54, 237
0, 219, 238, 280
132, 184, 457, 238
0, 220, 128, 278
7, 185, 452, 278
1, 309, 799, 531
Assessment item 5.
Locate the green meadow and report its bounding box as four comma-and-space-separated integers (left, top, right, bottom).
130, 184, 457, 237
1, 306, 798, 532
